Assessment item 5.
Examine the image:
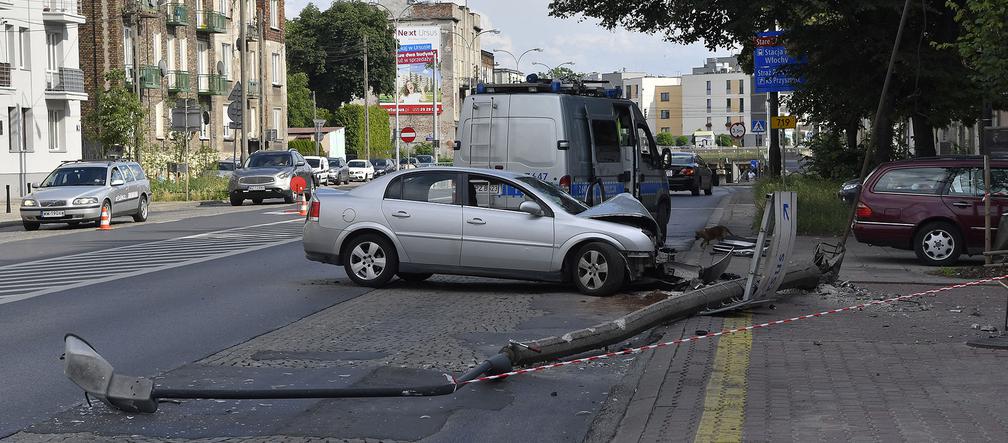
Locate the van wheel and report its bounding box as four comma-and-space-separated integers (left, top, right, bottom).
572, 242, 626, 296
914, 221, 962, 266
230, 195, 243, 206
656, 200, 670, 244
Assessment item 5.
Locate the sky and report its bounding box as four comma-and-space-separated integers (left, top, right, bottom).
284, 0, 730, 77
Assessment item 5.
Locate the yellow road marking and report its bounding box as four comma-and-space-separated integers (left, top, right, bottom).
694, 313, 753, 443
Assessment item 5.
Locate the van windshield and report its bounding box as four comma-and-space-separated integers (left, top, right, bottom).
515, 176, 588, 215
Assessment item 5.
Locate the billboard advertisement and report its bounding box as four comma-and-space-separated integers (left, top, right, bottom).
379, 26, 443, 115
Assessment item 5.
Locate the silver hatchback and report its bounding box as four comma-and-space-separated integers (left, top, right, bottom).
20, 161, 151, 231
303, 167, 662, 296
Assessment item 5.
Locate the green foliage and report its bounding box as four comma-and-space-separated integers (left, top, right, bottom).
535, 66, 583, 82
947, 0, 1008, 101
715, 134, 734, 147
288, 138, 326, 157
411, 142, 434, 156
287, 2, 396, 109
150, 176, 230, 202
84, 70, 146, 158
800, 132, 866, 181
334, 104, 391, 159
754, 175, 848, 236
655, 132, 676, 146
675, 135, 689, 146
287, 71, 334, 127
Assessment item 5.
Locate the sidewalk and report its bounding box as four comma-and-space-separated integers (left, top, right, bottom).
609, 186, 1008, 442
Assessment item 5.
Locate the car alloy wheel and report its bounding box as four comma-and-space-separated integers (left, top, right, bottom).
350, 242, 387, 280
922, 229, 954, 261
133, 196, 148, 222
343, 234, 398, 287
914, 221, 962, 266
572, 242, 627, 296
578, 250, 609, 290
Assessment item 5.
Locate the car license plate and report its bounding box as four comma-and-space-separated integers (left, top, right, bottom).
249, 185, 266, 191
41, 210, 65, 218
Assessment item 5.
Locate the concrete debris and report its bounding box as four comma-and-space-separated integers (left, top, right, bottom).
809, 282, 932, 313
971, 323, 981, 330
980, 325, 998, 332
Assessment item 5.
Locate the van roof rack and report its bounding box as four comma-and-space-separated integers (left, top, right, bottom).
475, 75, 623, 99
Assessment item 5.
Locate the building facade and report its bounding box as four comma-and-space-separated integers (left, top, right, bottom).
1, 0, 88, 197
622, 76, 682, 136
79, 0, 287, 167
681, 56, 763, 146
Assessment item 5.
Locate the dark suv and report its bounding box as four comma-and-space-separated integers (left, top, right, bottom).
853, 156, 1008, 265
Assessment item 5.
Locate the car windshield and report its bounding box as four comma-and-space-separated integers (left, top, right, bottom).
400, 158, 415, 164
247, 153, 292, 168
668, 153, 695, 164
515, 176, 589, 215
218, 162, 236, 171
40, 167, 107, 187
306, 158, 321, 168
348, 160, 368, 168
371, 159, 385, 167
328, 158, 344, 167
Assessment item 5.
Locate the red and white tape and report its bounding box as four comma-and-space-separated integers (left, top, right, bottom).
459, 274, 1008, 385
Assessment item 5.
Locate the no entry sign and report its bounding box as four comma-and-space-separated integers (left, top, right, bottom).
400, 127, 417, 143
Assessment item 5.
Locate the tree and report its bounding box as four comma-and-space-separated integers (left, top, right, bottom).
947, 0, 1008, 101
287, 71, 333, 127
287, 3, 396, 110
536, 65, 584, 82
334, 104, 391, 159
655, 132, 676, 146
716, 134, 734, 147
288, 139, 326, 157
675, 135, 689, 146
84, 70, 145, 158
412, 142, 434, 156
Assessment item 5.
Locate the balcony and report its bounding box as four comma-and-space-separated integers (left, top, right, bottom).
42, 0, 87, 24
167, 70, 191, 93
166, 3, 189, 27
139, 65, 162, 89
0, 62, 10, 88
45, 67, 88, 101
246, 79, 259, 97
197, 73, 228, 95
244, 23, 260, 41
125, 0, 159, 18
196, 10, 228, 34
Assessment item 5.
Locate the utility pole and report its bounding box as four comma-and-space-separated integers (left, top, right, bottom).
313, 90, 320, 156
432, 48, 439, 153
363, 34, 371, 160
239, 0, 249, 160
767, 26, 781, 178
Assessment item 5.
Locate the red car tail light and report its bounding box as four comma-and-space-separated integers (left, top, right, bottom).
559, 175, 571, 194
855, 202, 872, 218
681, 167, 695, 176
309, 200, 320, 221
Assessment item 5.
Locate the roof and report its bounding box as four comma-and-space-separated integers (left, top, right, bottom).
287, 127, 343, 135
58, 160, 134, 168
384, 166, 525, 179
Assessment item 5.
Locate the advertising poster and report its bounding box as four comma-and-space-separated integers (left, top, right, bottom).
379, 26, 443, 115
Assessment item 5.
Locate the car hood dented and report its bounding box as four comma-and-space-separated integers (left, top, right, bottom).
577, 193, 660, 238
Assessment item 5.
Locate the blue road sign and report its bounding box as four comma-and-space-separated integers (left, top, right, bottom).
754, 31, 802, 93
751, 120, 767, 133
750, 159, 759, 170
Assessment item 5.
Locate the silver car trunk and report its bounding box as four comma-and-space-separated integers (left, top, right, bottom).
577, 193, 661, 238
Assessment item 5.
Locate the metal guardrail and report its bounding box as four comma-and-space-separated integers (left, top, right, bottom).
167, 70, 190, 92
0, 62, 10, 88
46, 67, 85, 94
196, 10, 227, 34
43, 0, 78, 15
166, 3, 188, 26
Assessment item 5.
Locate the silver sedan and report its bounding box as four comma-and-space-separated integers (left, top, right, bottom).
303, 167, 662, 296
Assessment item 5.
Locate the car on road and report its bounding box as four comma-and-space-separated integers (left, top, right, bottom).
370, 158, 396, 177
327, 157, 350, 185
304, 156, 331, 185
852, 156, 1008, 265
212, 159, 240, 178
347, 159, 375, 181
303, 167, 663, 296
228, 150, 315, 206
415, 155, 435, 167
399, 157, 419, 169
665, 152, 715, 196
838, 177, 861, 204
20, 160, 151, 231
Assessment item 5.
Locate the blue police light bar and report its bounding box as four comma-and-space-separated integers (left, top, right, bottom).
605, 88, 623, 99
550, 80, 562, 93
526, 73, 539, 83
476, 83, 486, 94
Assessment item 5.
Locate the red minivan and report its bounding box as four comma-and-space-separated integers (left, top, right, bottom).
853, 156, 1008, 265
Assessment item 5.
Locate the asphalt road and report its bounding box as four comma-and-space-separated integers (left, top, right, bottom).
0, 185, 737, 439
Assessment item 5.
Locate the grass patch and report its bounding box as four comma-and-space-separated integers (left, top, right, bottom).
150, 176, 229, 202
754, 175, 848, 235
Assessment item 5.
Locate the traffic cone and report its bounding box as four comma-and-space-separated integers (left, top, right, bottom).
97, 205, 111, 230
298, 192, 308, 216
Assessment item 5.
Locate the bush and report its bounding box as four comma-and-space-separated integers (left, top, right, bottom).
801, 131, 865, 181
150, 176, 229, 202
288, 139, 326, 157
655, 132, 676, 146
753, 175, 848, 236
716, 134, 735, 147
412, 142, 434, 156
675, 135, 689, 146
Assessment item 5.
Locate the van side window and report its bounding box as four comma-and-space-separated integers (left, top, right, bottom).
591, 120, 620, 163
873, 167, 946, 195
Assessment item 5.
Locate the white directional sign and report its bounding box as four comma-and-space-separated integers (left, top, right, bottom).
729, 122, 746, 139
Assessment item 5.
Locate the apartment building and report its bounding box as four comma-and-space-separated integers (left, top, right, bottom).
0, 0, 88, 197
682, 56, 764, 146
79, 0, 287, 164
622, 76, 682, 136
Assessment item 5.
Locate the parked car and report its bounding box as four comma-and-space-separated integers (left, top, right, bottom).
370, 158, 396, 177
664, 152, 715, 196
228, 150, 315, 206
415, 155, 435, 167
20, 160, 151, 231
327, 157, 350, 185
838, 178, 862, 204
399, 157, 419, 169
213, 159, 240, 178
347, 159, 375, 182
852, 156, 1008, 265
303, 167, 662, 296
304, 155, 331, 185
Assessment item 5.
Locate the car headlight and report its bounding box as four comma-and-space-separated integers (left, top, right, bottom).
73, 197, 99, 206
842, 183, 858, 191
665, 170, 674, 177
22, 199, 37, 207
278, 170, 293, 180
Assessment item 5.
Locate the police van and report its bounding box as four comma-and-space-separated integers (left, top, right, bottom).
453, 78, 672, 238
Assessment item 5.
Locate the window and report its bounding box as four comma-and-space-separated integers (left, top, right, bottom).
739, 97, 745, 113
110, 167, 124, 184
636, 125, 655, 156
738, 79, 744, 95
726, 79, 731, 93
466, 176, 533, 211
222, 104, 233, 140
47, 110, 63, 152
660, 92, 669, 102
660, 110, 670, 119
249, 106, 258, 134
41, 167, 107, 186
179, 38, 187, 71
591, 120, 620, 163
271, 53, 281, 85
123, 28, 134, 74
153, 33, 162, 69
706, 116, 712, 127
46, 32, 60, 73
0, 25, 10, 64
660, 127, 670, 133
872, 167, 947, 195
121, 165, 136, 182
128, 164, 146, 180
947, 168, 979, 197
155, 102, 164, 138
634, 84, 639, 98
706, 99, 711, 113
270, 0, 279, 29
385, 173, 457, 204
218, 0, 229, 17
625, 85, 630, 98
726, 116, 731, 125
705, 80, 711, 95
167, 35, 176, 71
726, 98, 732, 112
272, 108, 281, 133
220, 43, 231, 78
19, 27, 28, 70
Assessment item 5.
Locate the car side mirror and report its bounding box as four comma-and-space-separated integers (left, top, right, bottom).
519, 200, 544, 217
296, 161, 306, 167
453, 140, 461, 151
110, 179, 125, 186
660, 150, 673, 169
557, 140, 570, 150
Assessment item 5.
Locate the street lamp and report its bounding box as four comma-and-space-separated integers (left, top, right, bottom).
369, 0, 421, 170
450, 28, 500, 90
492, 47, 542, 77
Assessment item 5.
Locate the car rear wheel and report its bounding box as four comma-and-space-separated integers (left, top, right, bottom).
691, 179, 701, 196
572, 242, 627, 297
283, 192, 295, 204
398, 272, 433, 282
23, 221, 40, 231
133, 195, 149, 222
344, 234, 398, 287
914, 221, 962, 266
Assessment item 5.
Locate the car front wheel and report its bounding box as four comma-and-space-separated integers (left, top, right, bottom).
914, 221, 962, 266
23, 221, 40, 231
344, 234, 398, 287
230, 194, 243, 206
572, 242, 627, 296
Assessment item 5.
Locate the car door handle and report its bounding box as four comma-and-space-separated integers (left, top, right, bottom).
392, 210, 411, 218
467, 217, 486, 225
951, 201, 972, 208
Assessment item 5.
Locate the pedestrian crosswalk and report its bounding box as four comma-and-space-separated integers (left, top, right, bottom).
0, 220, 304, 305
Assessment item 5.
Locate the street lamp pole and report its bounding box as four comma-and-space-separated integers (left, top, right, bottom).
492, 48, 542, 79
370, 1, 416, 170
451, 29, 500, 91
